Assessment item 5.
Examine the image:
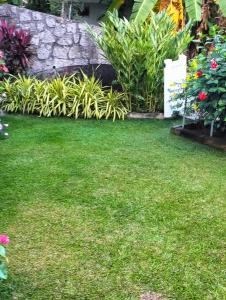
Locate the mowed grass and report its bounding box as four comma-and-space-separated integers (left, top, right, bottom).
0, 115, 225, 300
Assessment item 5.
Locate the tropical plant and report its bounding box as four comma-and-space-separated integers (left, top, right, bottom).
0, 19, 34, 74
0, 234, 10, 281
175, 33, 226, 130
107, 0, 226, 28
1, 73, 129, 120
89, 10, 191, 112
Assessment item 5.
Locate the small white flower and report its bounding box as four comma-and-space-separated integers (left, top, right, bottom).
3, 123, 8, 127
4, 132, 9, 136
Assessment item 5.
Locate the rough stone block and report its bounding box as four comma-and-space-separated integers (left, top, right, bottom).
46, 17, 56, 28
20, 11, 32, 22
53, 46, 69, 59
40, 30, 56, 43
32, 11, 43, 21
21, 22, 36, 32
68, 45, 81, 59
57, 35, 73, 46
80, 34, 92, 47
31, 34, 40, 46
37, 44, 52, 60
54, 25, 66, 37
67, 23, 78, 34
10, 5, 18, 15
0, 5, 8, 15
73, 34, 80, 44
37, 22, 45, 32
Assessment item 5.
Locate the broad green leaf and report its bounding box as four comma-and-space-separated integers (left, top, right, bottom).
130, 0, 157, 24
185, 0, 202, 21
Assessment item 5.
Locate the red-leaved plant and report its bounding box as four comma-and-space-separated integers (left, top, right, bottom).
0, 19, 34, 74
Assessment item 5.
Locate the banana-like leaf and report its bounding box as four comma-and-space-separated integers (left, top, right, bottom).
185, 0, 202, 21
217, 0, 226, 16
130, 0, 157, 24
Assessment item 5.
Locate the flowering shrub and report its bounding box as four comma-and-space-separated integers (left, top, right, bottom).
0, 19, 33, 74
0, 234, 10, 281
177, 34, 226, 130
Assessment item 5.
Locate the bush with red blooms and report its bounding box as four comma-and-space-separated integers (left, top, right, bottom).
176, 33, 226, 130
0, 19, 34, 74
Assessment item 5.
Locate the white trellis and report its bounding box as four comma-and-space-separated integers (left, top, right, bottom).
164, 54, 187, 118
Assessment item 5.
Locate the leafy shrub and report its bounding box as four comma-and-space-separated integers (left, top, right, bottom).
0, 234, 10, 281
1, 73, 129, 120
0, 19, 33, 74
176, 34, 226, 130
89, 10, 192, 112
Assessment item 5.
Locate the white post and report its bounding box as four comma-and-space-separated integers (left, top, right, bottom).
164, 54, 187, 118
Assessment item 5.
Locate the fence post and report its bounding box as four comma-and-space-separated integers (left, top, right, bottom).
164, 54, 187, 118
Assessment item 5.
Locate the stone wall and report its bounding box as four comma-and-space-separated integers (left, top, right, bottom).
0, 4, 108, 75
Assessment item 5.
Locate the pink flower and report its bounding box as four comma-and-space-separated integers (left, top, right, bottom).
0, 50, 4, 59
0, 234, 10, 245
210, 59, 218, 69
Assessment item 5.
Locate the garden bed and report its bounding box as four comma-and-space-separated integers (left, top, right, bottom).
171, 122, 226, 151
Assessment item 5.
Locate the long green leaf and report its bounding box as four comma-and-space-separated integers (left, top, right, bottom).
130, 0, 157, 24
185, 0, 202, 21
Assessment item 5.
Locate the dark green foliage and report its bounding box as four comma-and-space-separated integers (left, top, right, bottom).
26, 0, 50, 13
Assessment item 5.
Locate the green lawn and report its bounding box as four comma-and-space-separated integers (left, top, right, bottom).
0, 115, 225, 300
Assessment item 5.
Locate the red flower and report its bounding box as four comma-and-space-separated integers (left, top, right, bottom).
0, 64, 8, 73
198, 91, 207, 101
196, 70, 203, 77
210, 59, 218, 69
